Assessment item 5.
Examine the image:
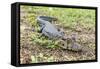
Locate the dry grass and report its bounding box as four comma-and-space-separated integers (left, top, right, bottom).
20, 6, 96, 64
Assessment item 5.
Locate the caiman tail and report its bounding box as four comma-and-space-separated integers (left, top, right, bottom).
37, 16, 57, 25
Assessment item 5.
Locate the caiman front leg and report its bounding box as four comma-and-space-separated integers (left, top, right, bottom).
39, 24, 45, 33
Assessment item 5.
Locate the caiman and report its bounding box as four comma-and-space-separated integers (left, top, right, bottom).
37, 16, 93, 53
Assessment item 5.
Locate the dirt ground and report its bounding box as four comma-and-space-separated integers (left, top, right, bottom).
20, 7, 96, 64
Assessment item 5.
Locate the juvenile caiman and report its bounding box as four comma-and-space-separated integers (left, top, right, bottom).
37, 16, 92, 53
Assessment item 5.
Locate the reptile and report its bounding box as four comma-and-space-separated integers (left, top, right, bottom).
37, 16, 92, 53
37, 16, 65, 39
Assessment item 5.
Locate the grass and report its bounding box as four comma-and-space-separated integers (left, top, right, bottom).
20, 5, 96, 64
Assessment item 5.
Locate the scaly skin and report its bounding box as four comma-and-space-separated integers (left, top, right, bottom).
37, 16, 91, 52
37, 16, 64, 39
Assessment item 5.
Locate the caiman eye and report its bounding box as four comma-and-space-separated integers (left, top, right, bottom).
62, 43, 64, 46
57, 28, 60, 31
